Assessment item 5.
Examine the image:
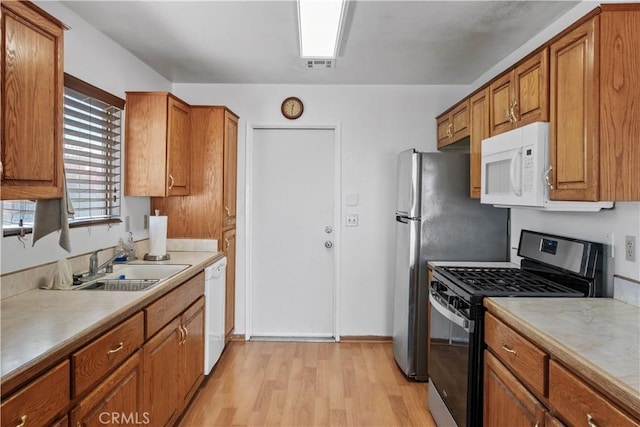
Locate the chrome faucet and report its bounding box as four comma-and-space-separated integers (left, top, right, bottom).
88, 248, 127, 277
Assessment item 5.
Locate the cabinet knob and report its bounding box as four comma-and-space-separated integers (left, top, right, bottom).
587, 414, 598, 427
168, 174, 175, 189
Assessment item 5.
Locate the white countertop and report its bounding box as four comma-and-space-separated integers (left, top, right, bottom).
1, 251, 222, 384
485, 297, 640, 417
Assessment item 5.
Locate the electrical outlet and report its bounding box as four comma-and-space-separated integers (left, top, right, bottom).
625, 235, 636, 262
143, 214, 149, 230
124, 216, 130, 232
345, 214, 359, 227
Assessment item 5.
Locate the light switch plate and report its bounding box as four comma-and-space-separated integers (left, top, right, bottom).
345, 214, 359, 227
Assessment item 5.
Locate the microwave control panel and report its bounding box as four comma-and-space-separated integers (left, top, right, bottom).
523, 147, 534, 192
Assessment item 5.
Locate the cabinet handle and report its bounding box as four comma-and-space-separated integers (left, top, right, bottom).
168, 174, 175, 189
587, 414, 598, 427
107, 342, 124, 356
16, 415, 27, 427
545, 166, 554, 190
446, 123, 453, 138
177, 326, 185, 345
0, 161, 3, 180
511, 99, 518, 122
501, 344, 517, 355
183, 325, 189, 342
225, 239, 230, 251
225, 206, 230, 217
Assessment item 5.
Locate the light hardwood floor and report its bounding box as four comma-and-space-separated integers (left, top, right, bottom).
179, 341, 437, 426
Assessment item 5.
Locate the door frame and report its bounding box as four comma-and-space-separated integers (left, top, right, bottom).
244, 122, 342, 341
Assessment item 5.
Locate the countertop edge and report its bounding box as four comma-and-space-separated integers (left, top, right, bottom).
0, 251, 224, 396
484, 298, 640, 420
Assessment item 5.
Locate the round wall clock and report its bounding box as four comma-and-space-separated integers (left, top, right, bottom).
281, 96, 304, 120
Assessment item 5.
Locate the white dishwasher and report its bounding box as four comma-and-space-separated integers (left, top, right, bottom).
204, 256, 227, 375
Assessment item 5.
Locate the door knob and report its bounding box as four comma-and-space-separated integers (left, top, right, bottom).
324, 241, 333, 249
325, 226, 333, 234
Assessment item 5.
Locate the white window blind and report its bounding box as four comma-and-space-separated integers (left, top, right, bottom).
2, 75, 124, 232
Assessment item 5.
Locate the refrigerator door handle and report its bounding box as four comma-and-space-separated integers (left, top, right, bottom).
396, 215, 410, 224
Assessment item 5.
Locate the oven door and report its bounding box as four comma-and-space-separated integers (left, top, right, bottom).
428, 283, 474, 427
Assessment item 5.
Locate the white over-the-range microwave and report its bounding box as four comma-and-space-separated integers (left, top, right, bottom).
480, 122, 613, 212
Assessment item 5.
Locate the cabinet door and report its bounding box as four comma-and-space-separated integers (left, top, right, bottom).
1, 1, 64, 200
143, 318, 180, 427
223, 110, 238, 228
166, 96, 191, 196
450, 99, 470, 142
483, 351, 546, 427
71, 351, 144, 427
469, 88, 490, 199
223, 228, 237, 341
599, 9, 640, 201
549, 17, 599, 201
513, 48, 549, 125
179, 297, 205, 410
436, 114, 451, 149
489, 71, 515, 136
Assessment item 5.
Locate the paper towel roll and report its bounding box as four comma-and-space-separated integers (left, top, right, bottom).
148, 216, 168, 256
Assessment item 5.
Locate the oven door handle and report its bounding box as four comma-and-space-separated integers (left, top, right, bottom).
429, 292, 474, 333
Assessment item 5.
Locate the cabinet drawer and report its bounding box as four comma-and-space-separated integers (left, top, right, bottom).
549, 360, 638, 427
146, 272, 204, 339
72, 312, 144, 397
484, 313, 548, 396
0, 360, 70, 427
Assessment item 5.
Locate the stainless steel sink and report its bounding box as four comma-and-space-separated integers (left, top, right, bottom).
73, 264, 190, 291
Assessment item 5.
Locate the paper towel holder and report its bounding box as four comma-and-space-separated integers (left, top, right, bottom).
144, 253, 171, 261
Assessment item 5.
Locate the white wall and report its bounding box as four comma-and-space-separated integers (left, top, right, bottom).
0, 2, 170, 274
172, 83, 468, 336
468, 0, 640, 292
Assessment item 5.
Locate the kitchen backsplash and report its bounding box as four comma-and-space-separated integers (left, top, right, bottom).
613, 276, 640, 308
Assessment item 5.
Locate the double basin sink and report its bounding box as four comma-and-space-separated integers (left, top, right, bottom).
73, 264, 190, 291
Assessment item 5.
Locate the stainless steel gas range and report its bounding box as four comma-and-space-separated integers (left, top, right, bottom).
427, 229, 604, 427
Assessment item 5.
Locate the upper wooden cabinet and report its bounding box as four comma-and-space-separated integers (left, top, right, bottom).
1, 1, 65, 200
125, 92, 191, 197
550, 6, 640, 201
489, 48, 549, 136
469, 88, 490, 199
223, 109, 239, 229
436, 99, 470, 149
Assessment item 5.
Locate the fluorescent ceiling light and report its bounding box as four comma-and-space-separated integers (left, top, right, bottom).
298, 0, 346, 58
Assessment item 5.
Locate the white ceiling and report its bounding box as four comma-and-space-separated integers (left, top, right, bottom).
61, 0, 579, 85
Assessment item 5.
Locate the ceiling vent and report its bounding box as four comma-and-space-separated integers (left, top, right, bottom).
304, 59, 335, 69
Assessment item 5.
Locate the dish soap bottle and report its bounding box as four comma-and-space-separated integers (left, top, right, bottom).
115, 238, 127, 263
125, 232, 137, 261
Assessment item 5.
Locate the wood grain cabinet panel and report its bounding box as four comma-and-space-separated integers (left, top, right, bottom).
469, 88, 490, 199
483, 351, 546, 427
72, 312, 144, 397
436, 99, 469, 149
71, 351, 144, 427
1, 0, 65, 200
223, 109, 239, 229
145, 272, 204, 339
549, 360, 638, 427
124, 92, 191, 197
179, 297, 205, 411
484, 312, 548, 397
489, 71, 515, 136
223, 228, 237, 342
0, 360, 70, 427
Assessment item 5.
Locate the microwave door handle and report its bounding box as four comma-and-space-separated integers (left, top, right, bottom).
510, 149, 523, 197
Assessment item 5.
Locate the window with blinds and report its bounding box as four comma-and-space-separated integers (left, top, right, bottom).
2, 74, 125, 233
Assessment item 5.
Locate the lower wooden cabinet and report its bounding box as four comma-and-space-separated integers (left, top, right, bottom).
223, 227, 236, 342
0, 360, 70, 427
483, 350, 546, 427
71, 351, 144, 427
144, 296, 205, 426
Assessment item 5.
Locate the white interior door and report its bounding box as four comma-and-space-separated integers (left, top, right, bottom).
250, 128, 335, 338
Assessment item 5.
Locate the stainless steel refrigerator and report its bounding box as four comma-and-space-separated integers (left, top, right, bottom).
392, 149, 509, 381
